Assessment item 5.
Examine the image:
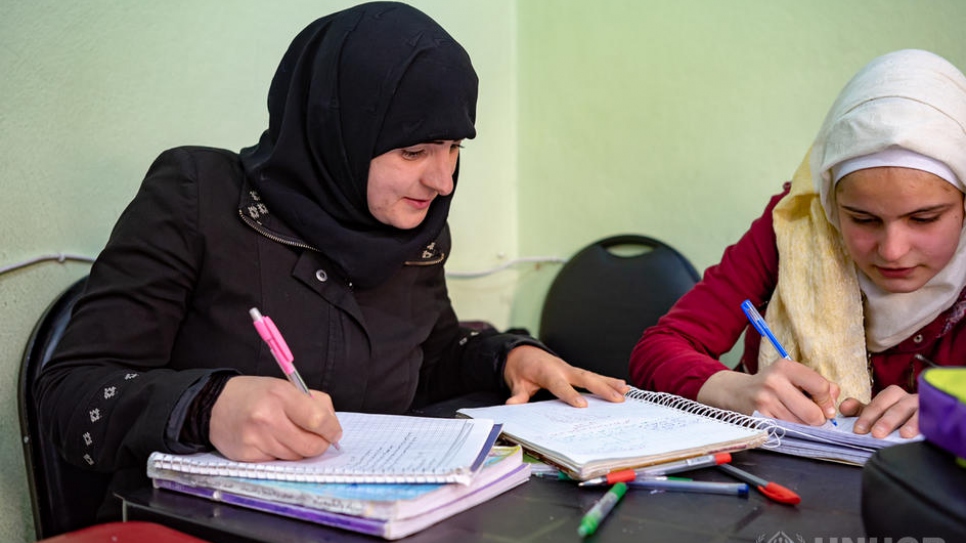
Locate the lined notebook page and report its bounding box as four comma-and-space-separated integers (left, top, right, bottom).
752, 411, 923, 464
760, 414, 921, 447
469, 397, 761, 463
149, 412, 498, 484
459, 392, 769, 478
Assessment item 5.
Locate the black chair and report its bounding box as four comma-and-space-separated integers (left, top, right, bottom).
538, 235, 700, 380
18, 275, 110, 540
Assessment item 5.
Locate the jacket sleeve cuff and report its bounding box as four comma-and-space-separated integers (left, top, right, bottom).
167, 370, 238, 451
463, 330, 552, 396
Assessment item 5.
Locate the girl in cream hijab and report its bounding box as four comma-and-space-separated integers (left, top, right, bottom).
630, 49, 966, 439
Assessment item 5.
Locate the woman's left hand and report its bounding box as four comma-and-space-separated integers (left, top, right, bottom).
838, 385, 919, 438
502, 345, 630, 407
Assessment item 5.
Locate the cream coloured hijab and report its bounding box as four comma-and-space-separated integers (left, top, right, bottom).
761, 49, 966, 403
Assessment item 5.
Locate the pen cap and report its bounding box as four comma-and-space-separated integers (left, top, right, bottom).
610, 481, 628, 499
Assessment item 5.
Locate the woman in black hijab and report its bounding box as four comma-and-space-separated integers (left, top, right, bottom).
37, 2, 627, 518
241, 1, 477, 291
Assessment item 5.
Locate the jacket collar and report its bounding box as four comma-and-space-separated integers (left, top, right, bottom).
238, 176, 447, 267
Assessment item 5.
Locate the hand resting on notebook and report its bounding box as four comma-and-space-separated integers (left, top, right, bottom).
503, 345, 630, 408
838, 385, 919, 439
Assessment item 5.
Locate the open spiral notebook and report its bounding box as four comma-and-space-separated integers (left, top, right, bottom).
147, 412, 501, 485
458, 388, 774, 480
458, 387, 923, 475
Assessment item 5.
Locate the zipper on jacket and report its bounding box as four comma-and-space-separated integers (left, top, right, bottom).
240, 210, 443, 285
239, 210, 317, 251
404, 253, 446, 266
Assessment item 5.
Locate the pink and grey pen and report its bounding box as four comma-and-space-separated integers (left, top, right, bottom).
249, 307, 341, 451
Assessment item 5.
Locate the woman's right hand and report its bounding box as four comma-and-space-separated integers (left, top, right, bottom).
208, 376, 343, 462
696, 358, 839, 425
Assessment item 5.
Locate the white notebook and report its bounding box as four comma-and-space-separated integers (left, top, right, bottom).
458, 388, 772, 480
148, 412, 500, 485
753, 412, 924, 465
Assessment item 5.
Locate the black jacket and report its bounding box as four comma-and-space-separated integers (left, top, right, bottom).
36, 146, 533, 516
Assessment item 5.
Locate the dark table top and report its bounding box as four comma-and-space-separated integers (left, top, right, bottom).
121, 447, 865, 543
121, 392, 868, 541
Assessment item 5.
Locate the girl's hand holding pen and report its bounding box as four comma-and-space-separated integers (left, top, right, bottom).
209, 376, 343, 462
734, 299, 916, 436
698, 360, 917, 438
697, 359, 840, 427
697, 300, 839, 426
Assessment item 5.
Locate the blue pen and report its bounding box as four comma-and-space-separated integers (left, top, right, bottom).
741, 299, 837, 426
740, 300, 790, 359
626, 478, 749, 497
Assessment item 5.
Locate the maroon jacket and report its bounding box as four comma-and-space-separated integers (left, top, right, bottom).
630, 184, 966, 401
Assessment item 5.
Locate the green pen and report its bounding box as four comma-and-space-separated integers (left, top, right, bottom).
577, 482, 627, 537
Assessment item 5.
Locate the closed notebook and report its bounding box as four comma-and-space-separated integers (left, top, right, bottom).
150, 446, 529, 540
458, 387, 771, 481
148, 412, 500, 485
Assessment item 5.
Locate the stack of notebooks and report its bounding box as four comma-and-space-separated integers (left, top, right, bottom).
147, 413, 528, 540
149, 388, 921, 538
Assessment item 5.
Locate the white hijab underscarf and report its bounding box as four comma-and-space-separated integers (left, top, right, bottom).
812, 50, 966, 353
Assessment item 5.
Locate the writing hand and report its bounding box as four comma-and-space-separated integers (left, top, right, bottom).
697, 358, 839, 425
209, 376, 343, 462
839, 385, 919, 438
502, 345, 629, 407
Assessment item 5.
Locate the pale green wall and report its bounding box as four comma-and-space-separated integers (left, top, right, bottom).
1, 1, 964, 541
512, 0, 966, 331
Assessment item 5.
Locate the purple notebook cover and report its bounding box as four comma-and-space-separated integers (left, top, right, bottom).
154, 462, 529, 539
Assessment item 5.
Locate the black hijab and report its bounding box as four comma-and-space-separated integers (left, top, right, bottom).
240, 2, 478, 289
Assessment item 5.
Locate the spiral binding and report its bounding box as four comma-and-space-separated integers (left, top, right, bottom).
149, 453, 472, 484
625, 387, 784, 448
